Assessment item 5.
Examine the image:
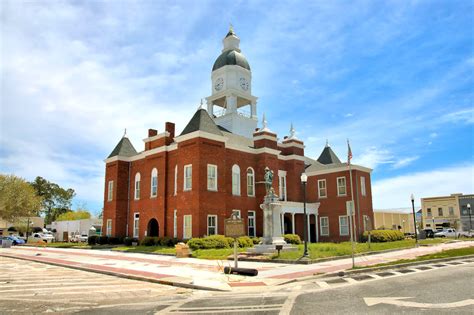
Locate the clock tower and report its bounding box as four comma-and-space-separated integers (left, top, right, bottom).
206, 27, 258, 138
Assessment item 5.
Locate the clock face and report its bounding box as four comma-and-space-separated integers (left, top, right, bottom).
214, 77, 224, 91
240, 77, 249, 91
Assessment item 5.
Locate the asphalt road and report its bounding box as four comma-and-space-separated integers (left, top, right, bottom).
1, 255, 473, 314
291, 260, 474, 314
0, 256, 192, 314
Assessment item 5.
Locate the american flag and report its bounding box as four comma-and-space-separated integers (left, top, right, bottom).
347, 139, 352, 164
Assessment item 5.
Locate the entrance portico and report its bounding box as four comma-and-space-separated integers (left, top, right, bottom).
279, 201, 319, 242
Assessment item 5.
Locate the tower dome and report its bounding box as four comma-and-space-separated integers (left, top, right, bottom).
212, 50, 250, 71
212, 27, 250, 71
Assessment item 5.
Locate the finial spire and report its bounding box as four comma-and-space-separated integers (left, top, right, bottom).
229, 23, 234, 33
124, 128, 127, 137
198, 98, 204, 110
259, 113, 271, 132
289, 123, 296, 139
325, 139, 329, 147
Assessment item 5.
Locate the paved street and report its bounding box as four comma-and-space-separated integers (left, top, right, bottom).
1, 255, 472, 314
1, 241, 472, 291
0, 256, 192, 314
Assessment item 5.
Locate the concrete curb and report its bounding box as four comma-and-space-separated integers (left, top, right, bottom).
0, 253, 229, 292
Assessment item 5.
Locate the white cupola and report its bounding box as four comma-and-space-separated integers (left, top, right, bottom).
205, 26, 258, 138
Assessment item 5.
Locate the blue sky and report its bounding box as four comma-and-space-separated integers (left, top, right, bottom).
1, 0, 473, 215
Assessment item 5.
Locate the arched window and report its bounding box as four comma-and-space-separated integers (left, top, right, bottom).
247, 167, 255, 197
232, 164, 240, 196
151, 168, 158, 197
134, 172, 141, 200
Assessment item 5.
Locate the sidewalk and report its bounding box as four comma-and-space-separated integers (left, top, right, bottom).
1, 241, 472, 291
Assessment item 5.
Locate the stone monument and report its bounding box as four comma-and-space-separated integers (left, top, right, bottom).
251, 167, 296, 254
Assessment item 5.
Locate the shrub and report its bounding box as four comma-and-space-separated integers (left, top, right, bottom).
141, 236, 157, 246
157, 236, 171, 247
187, 238, 204, 250
361, 230, 404, 242
250, 237, 261, 245
97, 236, 109, 245
123, 237, 137, 246
108, 236, 122, 245
237, 236, 253, 248
88, 235, 98, 245
284, 234, 302, 244
187, 235, 233, 250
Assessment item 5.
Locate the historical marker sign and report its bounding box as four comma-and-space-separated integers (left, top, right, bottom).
225, 217, 245, 238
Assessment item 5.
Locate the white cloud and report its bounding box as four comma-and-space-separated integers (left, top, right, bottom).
372, 163, 474, 209
352, 146, 393, 169
392, 156, 420, 169
442, 108, 474, 124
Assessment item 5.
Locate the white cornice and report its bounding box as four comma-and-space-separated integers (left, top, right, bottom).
143, 131, 170, 143
278, 141, 305, 149
253, 134, 277, 141
104, 144, 178, 164
280, 201, 320, 214
174, 131, 227, 144
306, 164, 373, 176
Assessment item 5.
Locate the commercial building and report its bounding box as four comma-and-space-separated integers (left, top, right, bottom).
421, 193, 473, 231
102, 28, 374, 242
373, 208, 416, 234
50, 218, 102, 242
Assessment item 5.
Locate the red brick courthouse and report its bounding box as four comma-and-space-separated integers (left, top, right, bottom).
102, 29, 374, 243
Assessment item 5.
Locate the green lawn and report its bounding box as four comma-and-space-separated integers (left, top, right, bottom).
272, 238, 449, 260
191, 248, 247, 260
112, 245, 176, 255
359, 246, 474, 268
24, 242, 89, 248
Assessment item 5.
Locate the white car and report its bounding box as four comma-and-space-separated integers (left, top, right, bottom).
434, 228, 456, 238
70, 234, 88, 243
29, 233, 55, 243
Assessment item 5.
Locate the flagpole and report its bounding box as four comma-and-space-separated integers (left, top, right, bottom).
348, 139, 355, 268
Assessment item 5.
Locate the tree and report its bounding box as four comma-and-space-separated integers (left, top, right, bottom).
0, 174, 42, 222
29, 176, 76, 224
56, 210, 91, 221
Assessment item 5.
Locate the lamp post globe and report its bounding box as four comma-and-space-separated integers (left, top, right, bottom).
300, 173, 309, 258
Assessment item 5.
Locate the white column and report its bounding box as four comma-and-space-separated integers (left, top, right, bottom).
207, 102, 213, 115
281, 212, 285, 234
315, 214, 319, 243
307, 214, 311, 243
291, 213, 295, 234
251, 101, 257, 118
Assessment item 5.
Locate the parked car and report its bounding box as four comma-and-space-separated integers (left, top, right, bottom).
70, 234, 88, 243
434, 228, 456, 238
457, 230, 474, 238
29, 233, 55, 243
423, 229, 436, 238
6, 235, 25, 245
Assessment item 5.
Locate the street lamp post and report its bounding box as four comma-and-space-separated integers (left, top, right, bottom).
410, 194, 418, 246
468, 203, 472, 232
300, 173, 309, 258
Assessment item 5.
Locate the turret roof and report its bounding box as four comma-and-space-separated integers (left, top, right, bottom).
317, 145, 342, 165
180, 108, 223, 136
107, 136, 137, 158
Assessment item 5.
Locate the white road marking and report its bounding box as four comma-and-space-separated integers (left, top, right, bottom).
364, 297, 474, 309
